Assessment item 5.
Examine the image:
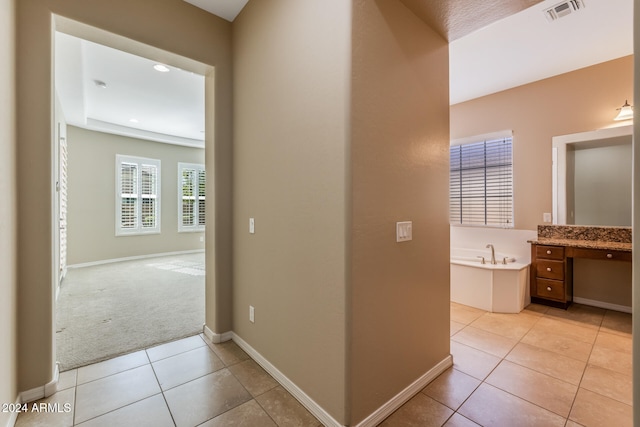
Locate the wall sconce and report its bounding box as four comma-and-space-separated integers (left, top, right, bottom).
614, 100, 633, 121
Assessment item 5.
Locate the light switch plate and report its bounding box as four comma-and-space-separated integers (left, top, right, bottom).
249, 218, 255, 234
396, 221, 412, 242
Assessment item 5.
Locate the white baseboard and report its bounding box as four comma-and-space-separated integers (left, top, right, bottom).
211, 332, 454, 427
573, 297, 632, 313
67, 249, 205, 269
5, 395, 20, 427
354, 355, 453, 427
19, 364, 59, 404
202, 325, 232, 344
232, 333, 344, 427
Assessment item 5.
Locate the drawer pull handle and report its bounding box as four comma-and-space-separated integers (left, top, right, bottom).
607, 253, 613, 259
547, 286, 552, 291
546, 267, 552, 272
546, 250, 552, 255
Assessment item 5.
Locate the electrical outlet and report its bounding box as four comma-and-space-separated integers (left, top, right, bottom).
543, 212, 552, 223
199, 236, 204, 242
249, 305, 255, 323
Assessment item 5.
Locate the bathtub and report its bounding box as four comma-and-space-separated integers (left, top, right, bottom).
451, 247, 530, 313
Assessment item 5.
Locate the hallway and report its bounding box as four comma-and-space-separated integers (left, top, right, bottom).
16, 302, 632, 426
18, 335, 321, 427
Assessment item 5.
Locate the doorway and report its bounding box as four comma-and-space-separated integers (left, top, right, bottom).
54, 30, 209, 370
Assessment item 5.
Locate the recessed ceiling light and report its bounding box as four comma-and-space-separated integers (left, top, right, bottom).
129, 118, 139, 123
153, 64, 170, 73
94, 79, 107, 88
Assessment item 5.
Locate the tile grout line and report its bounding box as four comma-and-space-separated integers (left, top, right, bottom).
146, 349, 178, 427
451, 306, 585, 425
483, 308, 583, 423
72, 373, 78, 426
563, 311, 604, 425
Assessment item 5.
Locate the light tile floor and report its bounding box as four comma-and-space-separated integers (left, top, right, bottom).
381, 302, 633, 427
16, 334, 322, 427
16, 302, 632, 427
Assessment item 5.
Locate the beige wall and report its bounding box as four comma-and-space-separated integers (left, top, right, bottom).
0, 0, 17, 423
451, 55, 634, 231
349, 1, 451, 423
16, 0, 232, 392
232, 0, 350, 422
66, 126, 205, 265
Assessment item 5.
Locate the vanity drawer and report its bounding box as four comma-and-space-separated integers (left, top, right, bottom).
536, 245, 564, 260
569, 248, 632, 262
536, 279, 565, 301
536, 260, 564, 280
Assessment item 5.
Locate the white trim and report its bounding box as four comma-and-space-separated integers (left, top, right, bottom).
19, 364, 59, 404
67, 249, 204, 269
354, 355, 453, 427
20, 387, 44, 404
573, 297, 632, 313
44, 364, 59, 398
232, 333, 344, 427
202, 325, 232, 344
5, 395, 20, 427
451, 129, 513, 146
84, 118, 205, 148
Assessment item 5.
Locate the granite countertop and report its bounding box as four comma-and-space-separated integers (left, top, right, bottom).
529, 225, 632, 252
528, 238, 632, 252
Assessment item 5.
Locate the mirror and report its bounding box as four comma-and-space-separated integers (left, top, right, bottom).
552, 125, 633, 225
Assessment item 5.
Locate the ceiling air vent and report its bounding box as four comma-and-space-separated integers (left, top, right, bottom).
544, 0, 585, 22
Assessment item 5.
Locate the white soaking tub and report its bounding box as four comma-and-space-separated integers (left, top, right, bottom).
450, 248, 530, 313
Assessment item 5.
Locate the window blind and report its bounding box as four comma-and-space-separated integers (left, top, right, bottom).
450, 137, 513, 227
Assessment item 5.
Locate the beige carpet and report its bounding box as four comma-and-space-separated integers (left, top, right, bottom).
56, 253, 205, 371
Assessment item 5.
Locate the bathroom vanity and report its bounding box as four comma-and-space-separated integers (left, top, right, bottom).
528, 225, 631, 309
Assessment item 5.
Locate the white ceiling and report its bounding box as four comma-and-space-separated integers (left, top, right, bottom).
55, 32, 206, 146
54, 0, 633, 145
450, 0, 634, 104
183, 0, 249, 21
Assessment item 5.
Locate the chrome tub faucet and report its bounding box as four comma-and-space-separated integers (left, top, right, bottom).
486, 244, 496, 265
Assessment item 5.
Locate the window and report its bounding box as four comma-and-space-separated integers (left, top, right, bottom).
450, 132, 513, 227
178, 163, 205, 232
116, 155, 161, 235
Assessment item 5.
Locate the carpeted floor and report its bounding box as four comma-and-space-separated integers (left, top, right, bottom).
56, 253, 205, 371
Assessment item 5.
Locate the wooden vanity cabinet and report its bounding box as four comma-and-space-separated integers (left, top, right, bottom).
530, 244, 573, 308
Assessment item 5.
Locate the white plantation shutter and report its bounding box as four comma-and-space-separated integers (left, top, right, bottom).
120, 162, 138, 229
198, 169, 206, 226
182, 168, 195, 226
141, 164, 158, 228
178, 163, 205, 232
59, 133, 68, 278
450, 134, 513, 227
116, 155, 161, 235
